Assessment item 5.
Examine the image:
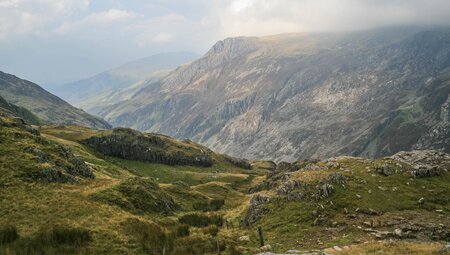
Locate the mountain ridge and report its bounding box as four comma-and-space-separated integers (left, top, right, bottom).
95, 27, 450, 162
49, 51, 199, 114
0, 70, 111, 129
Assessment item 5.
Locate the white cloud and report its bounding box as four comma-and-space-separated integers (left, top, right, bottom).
152, 32, 174, 43
207, 0, 450, 38
0, 0, 19, 7
0, 0, 91, 39
2, 0, 450, 85
55, 9, 137, 35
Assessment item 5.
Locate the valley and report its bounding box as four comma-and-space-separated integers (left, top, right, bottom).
0, 111, 448, 254
0, 16, 449, 255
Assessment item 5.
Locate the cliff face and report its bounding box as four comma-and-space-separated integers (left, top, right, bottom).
98, 27, 450, 162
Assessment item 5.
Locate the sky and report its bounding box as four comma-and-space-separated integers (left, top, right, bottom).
1, 0, 450, 86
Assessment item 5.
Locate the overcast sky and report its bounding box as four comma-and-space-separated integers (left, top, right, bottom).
1, 0, 450, 86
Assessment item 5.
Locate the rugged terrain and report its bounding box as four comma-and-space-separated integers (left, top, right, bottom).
0, 110, 448, 254
97, 27, 450, 162
49, 52, 199, 115
0, 71, 110, 129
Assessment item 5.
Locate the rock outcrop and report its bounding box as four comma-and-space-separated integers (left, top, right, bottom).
82, 128, 214, 167
243, 194, 271, 226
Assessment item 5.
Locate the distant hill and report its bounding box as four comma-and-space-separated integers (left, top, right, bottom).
0, 71, 111, 129
49, 52, 199, 114
97, 27, 450, 162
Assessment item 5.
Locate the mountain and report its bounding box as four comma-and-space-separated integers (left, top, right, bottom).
98, 27, 450, 162
49, 52, 199, 114
1, 111, 449, 254
0, 71, 111, 129
0, 94, 41, 125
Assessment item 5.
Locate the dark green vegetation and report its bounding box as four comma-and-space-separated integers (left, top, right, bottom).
0, 226, 18, 245
1, 226, 91, 255
0, 111, 448, 254
0, 70, 110, 129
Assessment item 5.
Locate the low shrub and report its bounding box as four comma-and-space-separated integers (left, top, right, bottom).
174, 224, 190, 237
1, 226, 91, 255
0, 225, 19, 245
209, 199, 225, 211
49, 227, 91, 246
178, 213, 223, 227
201, 225, 219, 237
122, 218, 170, 253
193, 199, 225, 211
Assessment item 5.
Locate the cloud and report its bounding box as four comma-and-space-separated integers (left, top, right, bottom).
0, 0, 90, 39
55, 9, 137, 35
211, 0, 450, 37
1, 0, 450, 85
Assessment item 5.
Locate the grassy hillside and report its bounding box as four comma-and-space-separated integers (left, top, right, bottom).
0, 114, 448, 254
0, 117, 264, 254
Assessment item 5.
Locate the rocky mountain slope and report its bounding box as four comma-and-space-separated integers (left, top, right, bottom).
49, 52, 199, 114
0, 71, 111, 129
98, 27, 450, 162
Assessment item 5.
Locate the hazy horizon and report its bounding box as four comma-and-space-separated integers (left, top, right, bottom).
1, 0, 450, 86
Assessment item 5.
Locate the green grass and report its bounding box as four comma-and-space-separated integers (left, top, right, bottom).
111, 157, 251, 185
2, 120, 449, 254
246, 158, 450, 252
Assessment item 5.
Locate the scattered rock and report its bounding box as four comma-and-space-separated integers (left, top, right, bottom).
393, 228, 403, 238
412, 165, 445, 178
418, 197, 425, 205
327, 172, 347, 184
288, 191, 304, 201
333, 246, 342, 251
277, 180, 300, 195
317, 183, 334, 199
29, 167, 76, 183
376, 164, 394, 176
238, 235, 250, 242
260, 244, 272, 252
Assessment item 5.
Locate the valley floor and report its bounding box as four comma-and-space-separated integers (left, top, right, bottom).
0, 118, 449, 254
